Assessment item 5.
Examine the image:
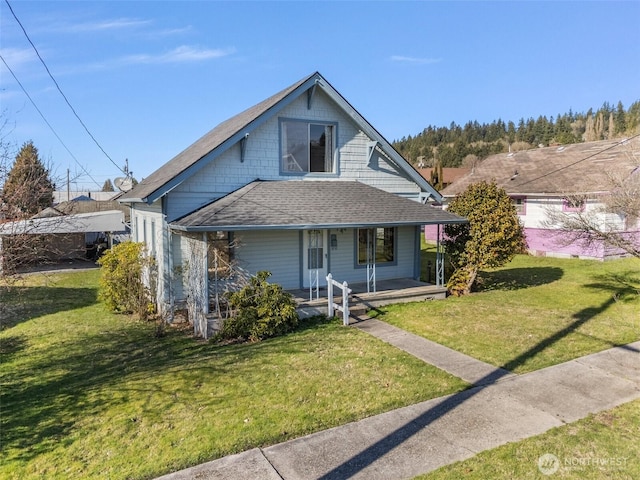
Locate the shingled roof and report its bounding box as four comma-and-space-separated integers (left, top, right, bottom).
120, 73, 315, 203
170, 180, 466, 231
442, 137, 640, 196
120, 72, 440, 204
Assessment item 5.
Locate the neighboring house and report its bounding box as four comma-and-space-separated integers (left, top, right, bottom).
118, 72, 466, 328
438, 137, 640, 260
0, 210, 126, 273
53, 190, 120, 204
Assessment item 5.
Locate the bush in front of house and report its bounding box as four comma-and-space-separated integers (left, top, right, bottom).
98, 241, 156, 320
218, 271, 298, 342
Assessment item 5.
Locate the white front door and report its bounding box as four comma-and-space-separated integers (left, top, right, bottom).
303, 229, 328, 289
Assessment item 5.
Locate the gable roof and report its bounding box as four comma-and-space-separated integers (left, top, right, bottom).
120, 72, 440, 204
170, 180, 465, 232
442, 137, 640, 197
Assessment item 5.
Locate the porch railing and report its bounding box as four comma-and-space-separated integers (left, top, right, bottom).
326, 273, 352, 326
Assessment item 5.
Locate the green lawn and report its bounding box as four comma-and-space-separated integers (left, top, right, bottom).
0, 269, 467, 480
417, 398, 640, 479
377, 254, 640, 373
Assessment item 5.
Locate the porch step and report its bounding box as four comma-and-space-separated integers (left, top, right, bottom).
347, 304, 369, 324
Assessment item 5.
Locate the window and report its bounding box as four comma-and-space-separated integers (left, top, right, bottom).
281, 120, 335, 173
150, 220, 156, 256
511, 197, 526, 215
357, 228, 395, 265
562, 197, 585, 212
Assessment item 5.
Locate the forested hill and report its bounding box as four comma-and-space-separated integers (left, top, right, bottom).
392, 100, 640, 168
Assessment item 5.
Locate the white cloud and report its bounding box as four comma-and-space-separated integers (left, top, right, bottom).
390, 55, 441, 65
0, 47, 36, 69
117, 45, 236, 65
54, 18, 153, 33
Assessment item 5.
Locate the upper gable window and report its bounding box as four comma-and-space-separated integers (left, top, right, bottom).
281, 120, 335, 173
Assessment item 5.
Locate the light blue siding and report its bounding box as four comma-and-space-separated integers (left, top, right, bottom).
234, 230, 301, 289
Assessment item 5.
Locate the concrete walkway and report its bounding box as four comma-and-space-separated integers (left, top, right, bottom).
352, 318, 515, 385
157, 322, 640, 480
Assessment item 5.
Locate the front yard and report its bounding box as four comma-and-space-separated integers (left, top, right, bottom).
0, 269, 466, 480
383, 253, 640, 373
1, 252, 638, 479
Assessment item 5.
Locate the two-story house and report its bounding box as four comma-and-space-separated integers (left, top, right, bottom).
119, 72, 466, 333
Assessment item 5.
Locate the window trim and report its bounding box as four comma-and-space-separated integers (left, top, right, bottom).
279, 118, 338, 176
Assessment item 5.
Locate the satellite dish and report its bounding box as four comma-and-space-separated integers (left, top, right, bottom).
114, 177, 133, 192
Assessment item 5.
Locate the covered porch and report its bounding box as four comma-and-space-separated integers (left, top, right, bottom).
290, 277, 448, 321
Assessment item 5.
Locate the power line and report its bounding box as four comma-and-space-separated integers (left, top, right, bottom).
4, 0, 127, 176
0, 54, 102, 189
511, 133, 640, 189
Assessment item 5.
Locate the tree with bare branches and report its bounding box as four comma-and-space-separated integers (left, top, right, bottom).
544, 168, 640, 259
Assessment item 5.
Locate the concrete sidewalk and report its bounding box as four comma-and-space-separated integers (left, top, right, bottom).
157, 324, 640, 480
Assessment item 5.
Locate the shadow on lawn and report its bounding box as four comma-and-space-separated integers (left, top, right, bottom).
316, 293, 633, 479
585, 270, 640, 303
0, 286, 98, 330
0, 318, 325, 464
477, 266, 563, 292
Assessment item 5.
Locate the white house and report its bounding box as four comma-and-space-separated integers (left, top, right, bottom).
119, 72, 465, 332
439, 137, 640, 260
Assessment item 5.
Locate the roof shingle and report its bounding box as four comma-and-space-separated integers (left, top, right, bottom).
442, 137, 640, 196
170, 180, 465, 231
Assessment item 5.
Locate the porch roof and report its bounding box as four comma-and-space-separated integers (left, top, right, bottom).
170, 180, 466, 231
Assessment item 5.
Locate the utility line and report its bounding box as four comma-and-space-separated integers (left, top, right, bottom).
511, 133, 640, 189
4, 0, 127, 176
0, 54, 102, 189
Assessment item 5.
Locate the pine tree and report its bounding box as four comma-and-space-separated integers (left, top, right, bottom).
615, 101, 626, 134
102, 179, 115, 192
1, 141, 54, 219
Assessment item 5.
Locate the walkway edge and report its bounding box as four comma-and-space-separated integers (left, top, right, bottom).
353, 318, 515, 385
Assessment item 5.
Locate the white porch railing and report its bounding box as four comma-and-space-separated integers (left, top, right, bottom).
326, 273, 352, 326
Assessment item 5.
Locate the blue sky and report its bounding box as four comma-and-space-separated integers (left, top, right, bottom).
1, 1, 639, 191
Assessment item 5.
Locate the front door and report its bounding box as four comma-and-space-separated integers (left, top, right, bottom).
303, 229, 328, 290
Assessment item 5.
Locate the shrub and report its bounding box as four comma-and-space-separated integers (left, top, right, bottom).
444, 181, 527, 295
218, 271, 298, 342
98, 241, 156, 319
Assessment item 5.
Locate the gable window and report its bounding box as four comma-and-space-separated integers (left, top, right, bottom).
281, 120, 335, 173
357, 228, 395, 265
511, 196, 526, 215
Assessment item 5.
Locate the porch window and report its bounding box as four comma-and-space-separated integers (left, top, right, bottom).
207, 231, 233, 276
357, 228, 395, 265
281, 120, 335, 173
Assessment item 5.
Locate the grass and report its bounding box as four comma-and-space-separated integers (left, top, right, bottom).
376, 253, 640, 373
416, 398, 640, 479
0, 269, 467, 480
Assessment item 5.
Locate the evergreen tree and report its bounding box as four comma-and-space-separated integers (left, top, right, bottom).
1, 141, 54, 219
614, 101, 626, 134
102, 179, 115, 192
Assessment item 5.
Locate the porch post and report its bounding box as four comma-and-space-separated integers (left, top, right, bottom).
203, 232, 209, 316
436, 224, 444, 287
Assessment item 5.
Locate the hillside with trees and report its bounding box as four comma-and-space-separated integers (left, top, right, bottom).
393, 100, 640, 168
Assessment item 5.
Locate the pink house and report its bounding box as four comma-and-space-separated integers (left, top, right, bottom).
428, 137, 640, 260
